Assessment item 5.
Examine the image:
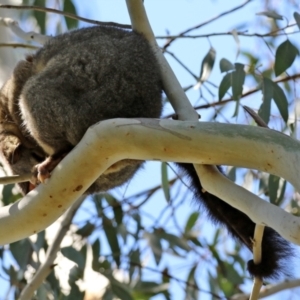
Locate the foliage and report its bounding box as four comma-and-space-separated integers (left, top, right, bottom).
0, 0, 300, 299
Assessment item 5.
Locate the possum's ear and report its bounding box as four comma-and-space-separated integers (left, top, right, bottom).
0, 135, 22, 164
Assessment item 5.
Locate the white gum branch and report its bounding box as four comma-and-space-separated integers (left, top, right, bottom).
0, 17, 49, 44
0, 118, 299, 245
125, 4, 267, 293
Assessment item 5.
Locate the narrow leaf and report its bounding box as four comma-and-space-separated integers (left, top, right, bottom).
185, 265, 199, 300
274, 39, 299, 76
227, 167, 236, 182
61, 246, 85, 270
159, 231, 191, 251
104, 194, 123, 225
277, 180, 287, 206
258, 77, 273, 124
231, 63, 245, 100
113, 202, 123, 226
199, 47, 216, 81
103, 217, 121, 267
33, 0, 46, 34
129, 249, 140, 279
231, 29, 240, 59
143, 231, 162, 265
76, 222, 95, 238
161, 162, 170, 202
294, 12, 300, 30
219, 72, 231, 101
63, 0, 78, 29
272, 81, 288, 122
219, 58, 234, 73
10, 239, 32, 270
256, 11, 284, 20
184, 212, 199, 233
110, 277, 134, 300
268, 175, 280, 204
91, 239, 101, 271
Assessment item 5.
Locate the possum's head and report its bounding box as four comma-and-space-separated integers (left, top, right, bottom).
0, 135, 45, 194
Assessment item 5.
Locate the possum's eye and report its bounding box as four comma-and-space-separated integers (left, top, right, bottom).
31, 152, 44, 162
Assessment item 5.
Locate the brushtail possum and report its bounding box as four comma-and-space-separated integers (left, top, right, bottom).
0, 25, 293, 280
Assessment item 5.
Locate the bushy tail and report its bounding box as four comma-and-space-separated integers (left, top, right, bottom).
177, 163, 294, 279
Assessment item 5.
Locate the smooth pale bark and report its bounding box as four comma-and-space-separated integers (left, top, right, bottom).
0, 118, 299, 245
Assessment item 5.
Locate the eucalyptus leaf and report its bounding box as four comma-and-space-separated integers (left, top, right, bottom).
256, 11, 284, 20
274, 39, 299, 76
219, 58, 234, 73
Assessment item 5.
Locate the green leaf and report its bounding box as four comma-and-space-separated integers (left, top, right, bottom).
109, 277, 134, 300
93, 194, 104, 216
161, 162, 170, 202
158, 231, 191, 251
185, 265, 199, 300
33, 0, 46, 34
218, 72, 231, 101
91, 239, 101, 271
37, 284, 48, 299
102, 288, 114, 300
231, 63, 245, 100
256, 11, 283, 20
35, 231, 46, 253
272, 82, 288, 122
117, 223, 128, 244
259, 78, 288, 123
143, 231, 162, 265
134, 281, 169, 296
129, 248, 140, 280
259, 77, 273, 124
227, 167, 236, 182
268, 174, 280, 204
189, 237, 202, 247
99, 259, 111, 271
219, 58, 234, 73
61, 246, 85, 270
10, 239, 32, 270
2, 184, 21, 205
76, 222, 95, 238
113, 202, 123, 226
277, 179, 287, 206
274, 39, 299, 76
294, 12, 300, 30
184, 212, 199, 233
198, 47, 216, 81
103, 217, 121, 267
218, 262, 243, 292
104, 194, 123, 225
63, 0, 78, 30
65, 276, 85, 299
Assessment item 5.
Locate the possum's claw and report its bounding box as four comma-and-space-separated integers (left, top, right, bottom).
32, 155, 66, 184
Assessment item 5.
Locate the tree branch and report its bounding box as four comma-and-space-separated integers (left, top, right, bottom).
0, 119, 300, 245
0, 4, 131, 29
19, 196, 85, 300
162, 0, 253, 50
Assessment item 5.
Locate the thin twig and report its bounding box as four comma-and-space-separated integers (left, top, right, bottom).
0, 4, 131, 29
128, 261, 224, 299
19, 196, 85, 300
163, 73, 300, 119
0, 42, 39, 49
0, 173, 31, 185
157, 23, 298, 40
163, 0, 253, 49
0, 17, 49, 44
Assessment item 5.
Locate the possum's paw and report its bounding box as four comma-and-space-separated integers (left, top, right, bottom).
32, 154, 66, 184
